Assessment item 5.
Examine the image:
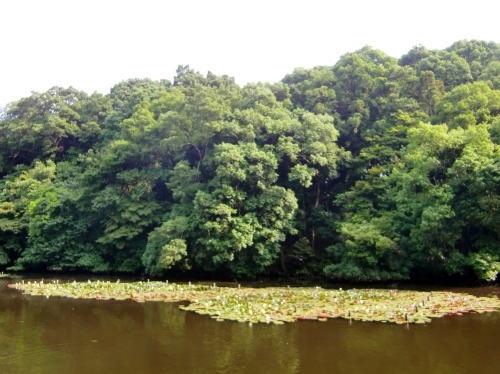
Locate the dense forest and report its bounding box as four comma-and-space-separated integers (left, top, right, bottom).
2, 40, 500, 282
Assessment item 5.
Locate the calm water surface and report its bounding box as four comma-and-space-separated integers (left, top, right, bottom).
1, 279, 499, 374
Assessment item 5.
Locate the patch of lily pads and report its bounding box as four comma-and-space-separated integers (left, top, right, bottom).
9, 280, 500, 325
0, 272, 22, 279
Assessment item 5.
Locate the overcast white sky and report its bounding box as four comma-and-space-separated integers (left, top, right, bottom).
1, 0, 500, 107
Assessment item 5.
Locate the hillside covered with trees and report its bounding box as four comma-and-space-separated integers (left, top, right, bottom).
2, 40, 500, 282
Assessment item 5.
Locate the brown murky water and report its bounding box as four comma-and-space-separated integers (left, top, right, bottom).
1, 279, 499, 374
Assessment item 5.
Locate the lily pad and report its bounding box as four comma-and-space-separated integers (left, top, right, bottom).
9, 281, 500, 326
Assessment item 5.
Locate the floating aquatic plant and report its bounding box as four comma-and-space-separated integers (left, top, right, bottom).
9, 281, 500, 325
0, 273, 22, 279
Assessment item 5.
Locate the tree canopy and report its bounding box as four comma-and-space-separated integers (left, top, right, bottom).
2, 41, 500, 283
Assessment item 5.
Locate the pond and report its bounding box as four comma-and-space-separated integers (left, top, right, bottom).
1, 278, 499, 373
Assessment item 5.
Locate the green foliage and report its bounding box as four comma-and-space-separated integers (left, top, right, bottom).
469, 252, 500, 282
143, 217, 191, 274
415, 51, 472, 91
433, 82, 500, 128
2, 40, 500, 282
324, 216, 406, 281
0, 88, 112, 174
191, 142, 298, 277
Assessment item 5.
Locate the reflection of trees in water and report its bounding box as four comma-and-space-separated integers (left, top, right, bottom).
0, 292, 301, 373
142, 301, 187, 339
178, 313, 299, 373
143, 302, 301, 373
0, 293, 65, 372
2, 288, 500, 373
0, 294, 189, 372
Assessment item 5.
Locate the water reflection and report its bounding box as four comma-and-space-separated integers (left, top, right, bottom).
1, 280, 499, 373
